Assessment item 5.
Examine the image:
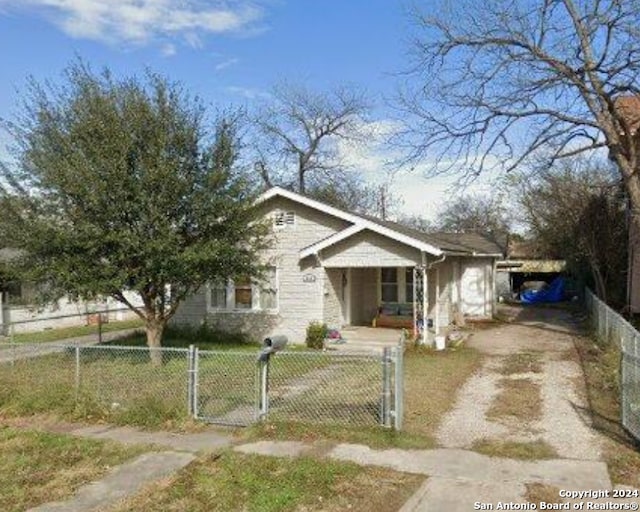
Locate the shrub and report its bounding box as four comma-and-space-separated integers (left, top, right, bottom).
306, 321, 328, 349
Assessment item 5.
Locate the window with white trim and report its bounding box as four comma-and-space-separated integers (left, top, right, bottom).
274, 211, 295, 229
210, 280, 227, 309
209, 267, 278, 312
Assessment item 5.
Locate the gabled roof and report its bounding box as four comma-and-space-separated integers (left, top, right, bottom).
257, 187, 505, 258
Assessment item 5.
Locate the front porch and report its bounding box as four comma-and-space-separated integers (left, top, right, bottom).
324, 265, 449, 346
326, 326, 405, 353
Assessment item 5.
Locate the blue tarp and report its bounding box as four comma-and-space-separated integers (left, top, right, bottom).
520, 276, 565, 304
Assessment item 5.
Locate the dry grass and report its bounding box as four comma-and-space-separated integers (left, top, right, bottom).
105, 451, 423, 512
0, 426, 147, 512
525, 483, 563, 505
487, 378, 542, 423
471, 439, 558, 460
403, 346, 484, 440
244, 346, 484, 449
498, 352, 543, 375
574, 335, 640, 488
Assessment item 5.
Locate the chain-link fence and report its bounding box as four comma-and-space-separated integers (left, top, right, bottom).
0, 340, 404, 430
585, 289, 640, 441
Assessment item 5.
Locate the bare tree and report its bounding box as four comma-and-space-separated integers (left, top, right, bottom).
436, 193, 512, 236
254, 82, 370, 194
399, 0, 640, 302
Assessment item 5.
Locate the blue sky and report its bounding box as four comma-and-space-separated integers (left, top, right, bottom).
0, 0, 497, 219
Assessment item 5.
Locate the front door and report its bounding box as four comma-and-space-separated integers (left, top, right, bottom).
339, 269, 351, 326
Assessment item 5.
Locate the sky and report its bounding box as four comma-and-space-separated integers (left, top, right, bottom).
0, 0, 499, 221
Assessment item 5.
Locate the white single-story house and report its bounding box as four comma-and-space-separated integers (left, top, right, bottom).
172, 187, 505, 344
0, 249, 141, 336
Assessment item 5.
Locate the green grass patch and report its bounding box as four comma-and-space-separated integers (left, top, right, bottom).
108, 451, 422, 512
471, 439, 559, 460
8, 318, 144, 344
0, 426, 147, 512
105, 323, 260, 351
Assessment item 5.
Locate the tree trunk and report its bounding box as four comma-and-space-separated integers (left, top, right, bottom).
626, 180, 640, 314
145, 319, 165, 366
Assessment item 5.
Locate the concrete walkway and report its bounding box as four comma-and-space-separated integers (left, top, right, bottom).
28, 451, 195, 512
6, 417, 627, 512
233, 440, 615, 512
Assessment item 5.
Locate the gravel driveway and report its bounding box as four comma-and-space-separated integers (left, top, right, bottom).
436, 305, 603, 461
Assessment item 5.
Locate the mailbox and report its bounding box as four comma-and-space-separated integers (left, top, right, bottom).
258, 335, 288, 362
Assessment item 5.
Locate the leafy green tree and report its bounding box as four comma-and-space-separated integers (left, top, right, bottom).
0, 63, 269, 362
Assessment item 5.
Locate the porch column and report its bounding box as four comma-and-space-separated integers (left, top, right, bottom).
412, 269, 417, 339
434, 267, 440, 336
422, 265, 429, 346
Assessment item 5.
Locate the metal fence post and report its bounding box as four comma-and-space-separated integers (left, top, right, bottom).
74, 345, 81, 400
193, 347, 200, 418
187, 345, 196, 417
394, 345, 404, 431
98, 314, 103, 344
381, 347, 392, 428
257, 358, 269, 420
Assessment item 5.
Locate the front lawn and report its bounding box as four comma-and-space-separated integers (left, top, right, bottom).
106, 451, 422, 512
0, 426, 147, 512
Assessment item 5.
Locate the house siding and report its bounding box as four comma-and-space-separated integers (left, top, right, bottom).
321, 230, 422, 268
459, 257, 494, 318
173, 197, 351, 343
323, 268, 343, 328
2, 294, 142, 335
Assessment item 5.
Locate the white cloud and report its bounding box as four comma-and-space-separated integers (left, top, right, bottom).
224, 85, 270, 100
161, 42, 176, 57
215, 57, 239, 71
336, 119, 505, 221
0, 0, 264, 46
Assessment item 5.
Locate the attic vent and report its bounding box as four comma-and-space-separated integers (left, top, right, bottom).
285, 211, 295, 225
274, 211, 295, 228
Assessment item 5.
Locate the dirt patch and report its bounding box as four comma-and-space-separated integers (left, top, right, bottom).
498, 353, 543, 375
487, 378, 542, 423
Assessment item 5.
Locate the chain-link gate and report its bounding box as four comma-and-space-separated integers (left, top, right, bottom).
190, 344, 404, 429
191, 349, 259, 426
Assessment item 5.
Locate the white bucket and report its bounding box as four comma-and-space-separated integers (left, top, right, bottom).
434, 335, 446, 351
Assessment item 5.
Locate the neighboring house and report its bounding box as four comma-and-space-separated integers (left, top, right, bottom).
0, 248, 140, 336
496, 239, 567, 300
172, 187, 504, 345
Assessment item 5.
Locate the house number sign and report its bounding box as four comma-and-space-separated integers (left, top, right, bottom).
302, 274, 316, 283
